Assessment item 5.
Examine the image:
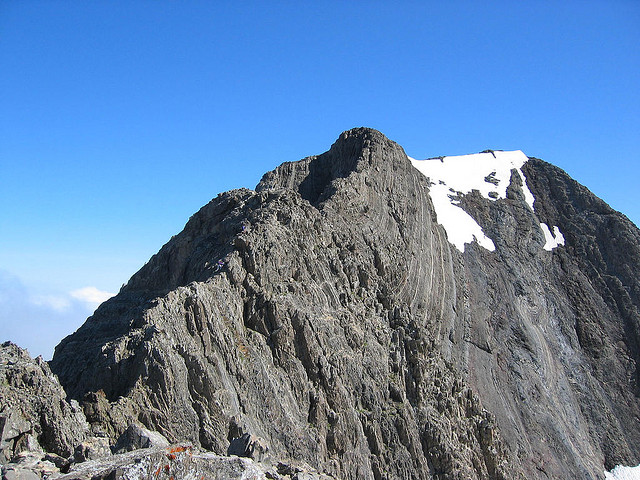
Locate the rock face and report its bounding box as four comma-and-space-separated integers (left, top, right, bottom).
48, 128, 640, 479
0, 342, 87, 463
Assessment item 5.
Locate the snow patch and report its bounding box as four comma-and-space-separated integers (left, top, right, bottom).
409, 150, 534, 252
425, 182, 496, 252
605, 464, 640, 480
540, 223, 565, 251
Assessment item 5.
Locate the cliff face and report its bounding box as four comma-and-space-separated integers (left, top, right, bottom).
49, 128, 640, 480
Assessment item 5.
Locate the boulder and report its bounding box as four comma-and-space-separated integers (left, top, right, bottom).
112, 424, 169, 454
73, 436, 111, 463
227, 433, 269, 462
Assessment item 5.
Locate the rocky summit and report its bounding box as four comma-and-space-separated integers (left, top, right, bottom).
2, 128, 639, 479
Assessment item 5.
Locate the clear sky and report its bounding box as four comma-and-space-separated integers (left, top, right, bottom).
1, 1, 639, 359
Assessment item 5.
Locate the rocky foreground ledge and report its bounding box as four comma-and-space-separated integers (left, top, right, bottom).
6, 444, 330, 480
0, 342, 327, 479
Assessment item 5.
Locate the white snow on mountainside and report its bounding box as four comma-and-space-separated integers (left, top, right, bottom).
409, 150, 564, 253
540, 223, 566, 251
605, 464, 640, 480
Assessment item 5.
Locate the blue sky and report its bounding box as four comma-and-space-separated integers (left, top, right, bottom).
1, 1, 639, 358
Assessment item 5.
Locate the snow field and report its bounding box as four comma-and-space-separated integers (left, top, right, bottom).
605, 464, 640, 480
409, 150, 563, 252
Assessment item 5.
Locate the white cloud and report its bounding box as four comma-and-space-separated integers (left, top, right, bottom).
70, 286, 115, 308
0, 271, 117, 360
30, 294, 72, 312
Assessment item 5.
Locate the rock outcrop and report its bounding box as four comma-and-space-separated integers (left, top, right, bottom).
0, 344, 314, 479
112, 424, 169, 454
0, 342, 87, 463
54, 443, 332, 480
43, 128, 640, 480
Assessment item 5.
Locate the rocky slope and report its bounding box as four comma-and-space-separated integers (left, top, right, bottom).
45, 128, 640, 479
0, 342, 87, 465
0, 342, 329, 479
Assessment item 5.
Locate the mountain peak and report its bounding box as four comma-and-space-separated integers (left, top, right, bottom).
334, 126, 389, 143
257, 127, 407, 205
43, 130, 640, 480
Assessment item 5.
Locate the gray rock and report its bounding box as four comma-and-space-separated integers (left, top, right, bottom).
43, 452, 69, 470
0, 411, 33, 463
112, 424, 169, 454
3, 452, 58, 479
227, 432, 269, 462
48, 128, 640, 479
73, 436, 111, 462
79, 390, 138, 442
1, 465, 40, 480
0, 342, 87, 462
275, 461, 335, 480
11, 435, 41, 458
54, 443, 277, 480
